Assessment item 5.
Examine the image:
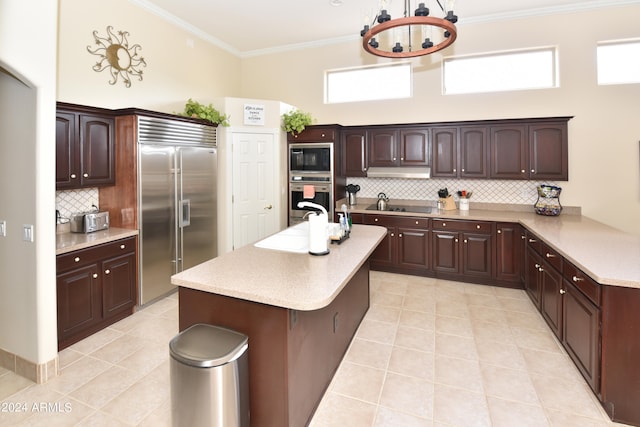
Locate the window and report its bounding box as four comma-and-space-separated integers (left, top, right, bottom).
443, 47, 558, 95
597, 40, 640, 85
325, 63, 412, 104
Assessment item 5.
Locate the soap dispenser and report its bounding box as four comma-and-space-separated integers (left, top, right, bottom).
297, 201, 329, 255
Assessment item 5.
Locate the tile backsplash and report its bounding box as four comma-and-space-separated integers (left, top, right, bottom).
345, 177, 561, 205
56, 188, 99, 222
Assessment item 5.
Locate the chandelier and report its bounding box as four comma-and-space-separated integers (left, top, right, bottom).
360, 0, 458, 58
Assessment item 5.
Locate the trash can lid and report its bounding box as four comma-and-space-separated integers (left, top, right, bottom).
169, 324, 248, 368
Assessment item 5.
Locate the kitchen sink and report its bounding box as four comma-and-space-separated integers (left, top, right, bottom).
254, 222, 309, 253
365, 204, 432, 214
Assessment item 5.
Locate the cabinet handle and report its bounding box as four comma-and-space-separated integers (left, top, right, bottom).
399, 233, 403, 237
535, 263, 540, 268
104, 269, 110, 274
74, 257, 80, 263
400, 157, 404, 161
545, 253, 556, 258
476, 225, 481, 229
442, 222, 446, 227
497, 229, 502, 234
521, 235, 526, 240
572, 275, 584, 282
559, 289, 566, 295
374, 218, 379, 222
391, 233, 395, 237
83, 173, 89, 178
455, 238, 458, 243
393, 157, 396, 161
453, 168, 456, 172
70, 174, 77, 179
531, 169, 535, 173
415, 221, 419, 225
464, 239, 468, 243
461, 168, 465, 172
321, 133, 325, 137
521, 169, 525, 173
538, 267, 544, 272
92, 273, 98, 279
528, 238, 537, 243
120, 244, 126, 249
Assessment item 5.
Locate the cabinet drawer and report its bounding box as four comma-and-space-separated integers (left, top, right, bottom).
563, 262, 601, 306
365, 215, 429, 229
57, 237, 136, 272
541, 242, 563, 272
525, 232, 543, 255
432, 219, 492, 234
288, 127, 336, 142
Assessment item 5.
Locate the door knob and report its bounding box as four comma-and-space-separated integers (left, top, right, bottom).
264, 204, 273, 210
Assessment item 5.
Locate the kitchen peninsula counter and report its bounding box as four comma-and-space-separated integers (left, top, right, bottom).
347, 201, 640, 290
172, 224, 386, 427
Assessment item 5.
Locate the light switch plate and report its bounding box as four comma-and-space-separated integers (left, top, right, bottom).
0, 220, 5, 237
22, 224, 34, 242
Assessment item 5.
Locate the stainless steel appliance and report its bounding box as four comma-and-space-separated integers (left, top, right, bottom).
137, 116, 217, 305
70, 211, 110, 233
288, 142, 335, 225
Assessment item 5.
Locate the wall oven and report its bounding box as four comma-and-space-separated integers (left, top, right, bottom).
289, 180, 333, 225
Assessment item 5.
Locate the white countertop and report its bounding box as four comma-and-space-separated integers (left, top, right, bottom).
56, 227, 138, 255
171, 224, 387, 311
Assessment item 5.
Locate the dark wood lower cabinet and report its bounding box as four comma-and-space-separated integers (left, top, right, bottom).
56, 236, 137, 350
495, 223, 523, 285
539, 260, 564, 339
178, 262, 370, 427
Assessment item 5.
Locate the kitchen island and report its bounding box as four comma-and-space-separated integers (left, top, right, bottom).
171, 224, 387, 427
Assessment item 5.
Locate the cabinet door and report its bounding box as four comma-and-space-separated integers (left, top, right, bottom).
399, 129, 430, 166
342, 129, 367, 177
490, 125, 527, 179
368, 129, 398, 167
102, 252, 136, 318
56, 112, 79, 189
540, 262, 564, 339
563, 280, 601, 393
459, 126, 488, 178
432, 230, 459, 273
80, 114, 115, 187
529, 123, 568, 180
525, 246, 542, 309
495, 223, 522, 285
397, 227, 429, 271
57, 264, 101, 341
461, 232, 492, 279
431, 127, 458, 177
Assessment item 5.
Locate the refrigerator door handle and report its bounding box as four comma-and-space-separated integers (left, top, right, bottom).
179, 199, 191, 228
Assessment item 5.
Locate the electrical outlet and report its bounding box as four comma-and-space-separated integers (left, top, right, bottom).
0, 220, 6, 237
22, 224, 34, 242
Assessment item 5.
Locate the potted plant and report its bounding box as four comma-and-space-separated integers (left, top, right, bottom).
281, 109, 314, 136
180, 98, 230, 126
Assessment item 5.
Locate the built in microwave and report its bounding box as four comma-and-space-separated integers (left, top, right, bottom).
289, 143, 333, 174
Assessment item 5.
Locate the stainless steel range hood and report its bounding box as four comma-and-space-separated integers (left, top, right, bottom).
366, 167, 431, 179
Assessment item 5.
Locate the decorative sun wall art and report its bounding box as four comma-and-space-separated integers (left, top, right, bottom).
87, 26, 147, 88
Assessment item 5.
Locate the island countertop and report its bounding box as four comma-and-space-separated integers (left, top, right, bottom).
171, 224, 387, 311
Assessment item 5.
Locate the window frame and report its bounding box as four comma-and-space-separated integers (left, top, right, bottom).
596, 39, 640, 86
324, 62, 413, 104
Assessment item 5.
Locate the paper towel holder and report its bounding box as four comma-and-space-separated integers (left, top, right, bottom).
297, 201, 330, 256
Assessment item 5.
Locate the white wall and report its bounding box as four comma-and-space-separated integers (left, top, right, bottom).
0, 0, 58, 364
239, 5, 640, 235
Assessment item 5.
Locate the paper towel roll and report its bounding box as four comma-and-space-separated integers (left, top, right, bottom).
308, 213, 328, 255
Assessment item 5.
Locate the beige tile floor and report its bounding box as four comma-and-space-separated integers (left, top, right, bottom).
0, 271, 631, 426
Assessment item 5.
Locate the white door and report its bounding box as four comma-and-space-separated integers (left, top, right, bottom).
232, 132, 278, 249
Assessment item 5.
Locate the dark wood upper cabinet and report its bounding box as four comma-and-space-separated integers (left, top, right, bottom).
399, 129, 430, 166
342, 128, 367, 177
431, 127, 458, 177
460, 126, 489, 178
529, 123, 568, 180
368, 128, 398, 167
490, 125, 528, 179
56, 104, 115, 190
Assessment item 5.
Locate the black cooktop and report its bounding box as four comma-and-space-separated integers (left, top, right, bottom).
365, 204, 432, 214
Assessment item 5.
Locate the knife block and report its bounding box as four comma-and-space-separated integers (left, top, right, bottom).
440, 195, 456, 210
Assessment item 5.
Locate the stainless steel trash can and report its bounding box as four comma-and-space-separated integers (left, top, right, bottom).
170, 324, 249, 427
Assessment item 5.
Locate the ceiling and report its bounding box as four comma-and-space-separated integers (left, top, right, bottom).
133, 0, 637, 57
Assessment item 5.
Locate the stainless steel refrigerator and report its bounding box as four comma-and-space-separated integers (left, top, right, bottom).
137, 116, 217, 305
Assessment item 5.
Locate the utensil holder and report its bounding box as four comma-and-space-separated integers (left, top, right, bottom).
459, 198, 469, 211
